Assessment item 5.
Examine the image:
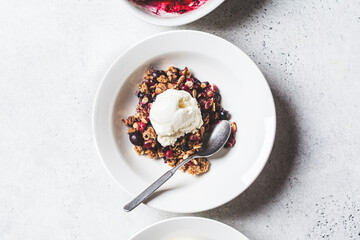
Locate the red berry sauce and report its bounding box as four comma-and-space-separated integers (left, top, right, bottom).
132, 0, 208, 15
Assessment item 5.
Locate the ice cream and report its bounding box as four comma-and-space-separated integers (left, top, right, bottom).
149, 89, 203, 147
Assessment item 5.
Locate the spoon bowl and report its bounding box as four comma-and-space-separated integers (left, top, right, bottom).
198, 120, 232, 157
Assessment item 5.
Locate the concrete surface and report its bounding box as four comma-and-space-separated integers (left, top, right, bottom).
1, 0, 360, 239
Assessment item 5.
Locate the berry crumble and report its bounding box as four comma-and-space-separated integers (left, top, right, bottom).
122, 66, 237, 175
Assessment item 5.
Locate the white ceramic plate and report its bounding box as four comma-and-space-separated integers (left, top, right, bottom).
129, 217, 249, 240
120, 0, 224, 26
93, 30, 276, 213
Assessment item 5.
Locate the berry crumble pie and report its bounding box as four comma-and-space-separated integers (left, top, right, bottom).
122, 66, 237, 175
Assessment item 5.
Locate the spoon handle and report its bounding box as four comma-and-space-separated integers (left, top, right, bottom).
123, 170, 174, 212
123, 156, 196, 212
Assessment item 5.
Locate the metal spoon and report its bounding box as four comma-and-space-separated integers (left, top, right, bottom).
123, 120, 232, 212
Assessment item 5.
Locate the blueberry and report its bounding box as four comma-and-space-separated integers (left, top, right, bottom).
151, 71, 159, 79
137, 91, 144, 98
219, 109, 230, 120
129, 132, 143, 146
214, 93, 221, 103
148, 79, 155, 86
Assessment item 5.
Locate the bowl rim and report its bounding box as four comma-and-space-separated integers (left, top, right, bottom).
92, 30, 277, 213
119, 0, 225, 26
128, 216, 249, 239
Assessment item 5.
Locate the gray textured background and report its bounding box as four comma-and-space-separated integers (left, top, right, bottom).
1, 0, 360, 239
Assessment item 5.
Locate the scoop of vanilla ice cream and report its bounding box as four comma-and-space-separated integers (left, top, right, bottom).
149, 89, 203, 147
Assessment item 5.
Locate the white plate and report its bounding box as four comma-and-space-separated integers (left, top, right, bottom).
93, 30, 276, 213
129, 217, 249, 240
119, 0, 224, 26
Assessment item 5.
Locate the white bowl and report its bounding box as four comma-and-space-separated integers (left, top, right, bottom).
130, 217, 249, 240
120, 0, 225, 26
93, 30, 276, 213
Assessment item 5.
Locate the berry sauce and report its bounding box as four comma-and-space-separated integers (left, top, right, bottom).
132, 0, 208, 15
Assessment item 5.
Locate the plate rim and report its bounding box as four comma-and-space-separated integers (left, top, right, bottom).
128, 216, 249, 240
93, 30, 277, 213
